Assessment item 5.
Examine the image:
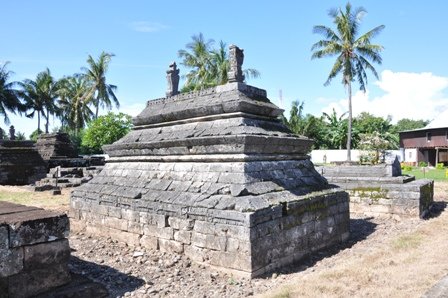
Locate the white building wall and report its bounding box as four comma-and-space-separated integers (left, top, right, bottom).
310, 149, 404, 164
403, 148, 417, 163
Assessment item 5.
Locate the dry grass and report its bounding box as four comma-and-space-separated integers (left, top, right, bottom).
263, 181, 448, 298
0, 185, 71, 212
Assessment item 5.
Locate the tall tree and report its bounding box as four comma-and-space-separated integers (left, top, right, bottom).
311, 2, 384, 161
178, 33, 260, 91
19, 69, 57, 133
82, 52, 119, 119
57, 76, 94, 135
0, 62, 23, 125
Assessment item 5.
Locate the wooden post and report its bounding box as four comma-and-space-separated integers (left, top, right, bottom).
436, 147, 439, 166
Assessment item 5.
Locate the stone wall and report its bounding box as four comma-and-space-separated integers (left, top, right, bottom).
320, 161, 434, 218
0, 202, 71, 297
71, 171, 349, 277
0, 140, 47, 185
341, 179, 434, 218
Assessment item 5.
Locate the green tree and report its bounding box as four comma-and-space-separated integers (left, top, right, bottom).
283, 100, 328, 149
29, 128, 44, 141
322, 108, 347, 149
311, 2, 385, 161
392, 118, 428, 132
0, 62, 24, 125
57, 76, 94, 135
82, 51, 119, 119
19, 70, 49, 133
81, 112, 132, 153
178, 33, 260, 91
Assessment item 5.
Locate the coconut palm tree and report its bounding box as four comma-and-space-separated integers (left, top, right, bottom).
0, 62, 23, 125
57, 75, 94, 135
19, 68, 59, 134
311, 2, 385, 161
178, 33, 260, 91
82, 52, 118, 119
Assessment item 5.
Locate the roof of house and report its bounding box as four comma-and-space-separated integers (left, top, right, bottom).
425, 109, 448, 129
400, 109, 448, 132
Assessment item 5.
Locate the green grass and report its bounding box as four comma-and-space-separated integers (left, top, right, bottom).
0, 188, 69, 210
402, 168, 448, 181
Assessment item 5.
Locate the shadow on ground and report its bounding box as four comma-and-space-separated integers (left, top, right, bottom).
69, 255, 145, 297
257, 217, 377, 278
427, 201, 447, 219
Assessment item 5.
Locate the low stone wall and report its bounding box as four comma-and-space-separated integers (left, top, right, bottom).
0, 140, 47, 185
349, 179, 433, 218
71, 188, 349, 277
327, 177, 434, 218
0, 202, 71, 297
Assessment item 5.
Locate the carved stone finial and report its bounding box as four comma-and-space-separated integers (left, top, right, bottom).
9, 125, 15, 140
166, 61, 180, 97
228, 45, 245, 83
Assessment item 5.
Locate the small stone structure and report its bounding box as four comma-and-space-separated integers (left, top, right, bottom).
35, 132, 78, 161
71, 46, 350, 277
0, 202, 71, 297
34, 133, 104, 190
319, 158, 434, 218
0, 140, 47, 185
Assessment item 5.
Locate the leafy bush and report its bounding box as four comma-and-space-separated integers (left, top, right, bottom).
436, 163, 445, 170
418, 161, 428, 168
81, 112, 132, 154
29, 129, 43, 141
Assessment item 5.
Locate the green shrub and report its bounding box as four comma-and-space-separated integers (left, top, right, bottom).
402, 165, 413, 171
418, 161, 428, 168
436, 163, 445, 170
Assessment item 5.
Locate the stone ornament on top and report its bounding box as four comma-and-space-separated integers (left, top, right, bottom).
228, 45, 245, 83
166, 61, 180, 97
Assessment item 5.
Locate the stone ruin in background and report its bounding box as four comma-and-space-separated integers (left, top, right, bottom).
0, 127, 47, 185
70, 45, 350, 277
34, 133, 105, 190
319, 158, 434, 218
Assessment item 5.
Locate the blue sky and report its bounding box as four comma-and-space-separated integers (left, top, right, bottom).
2, 1, 448, 136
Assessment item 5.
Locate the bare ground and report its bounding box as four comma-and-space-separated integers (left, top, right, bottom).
0, 182, 447, 297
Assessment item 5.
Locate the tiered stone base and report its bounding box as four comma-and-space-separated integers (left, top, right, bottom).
0, 202, 70, 297
71, 159, 350, 277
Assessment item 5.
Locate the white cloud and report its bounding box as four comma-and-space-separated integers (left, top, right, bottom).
130, 21, 168, 33
321, 70, 448, 123
115, 102, 146, 117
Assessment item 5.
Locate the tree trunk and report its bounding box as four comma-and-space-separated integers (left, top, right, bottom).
95, 97, 99, 119
346, 82, 352, 162
45, 108, 49, 133
37, 111, 41, 133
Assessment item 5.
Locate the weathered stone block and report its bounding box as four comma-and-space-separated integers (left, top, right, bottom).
23, 239, 70, 270
140, 235, 158, 250
159, 239, 184, 254
0, 247, 23, 277
8, 264, 71, 298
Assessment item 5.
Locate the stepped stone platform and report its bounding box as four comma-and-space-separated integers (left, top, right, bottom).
0, 202, 70, 297
0, 140, 47, 185
318, 158, 434, 218
70, 46, 350, 277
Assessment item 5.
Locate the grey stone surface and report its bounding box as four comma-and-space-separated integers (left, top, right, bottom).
71, 59, 350, 277
0, 140, 47, 185
0, 202, 71, 297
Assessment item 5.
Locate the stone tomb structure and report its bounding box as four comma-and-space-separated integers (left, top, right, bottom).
319, 158, 434, 218
70, 46, 350, 277
0, 202, 70, 297
0, 140, 47, 185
